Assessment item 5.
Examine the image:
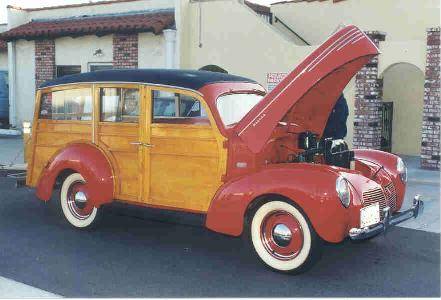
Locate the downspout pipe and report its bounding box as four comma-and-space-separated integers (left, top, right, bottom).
164, 29, 177, 69
7, 41, 17, 128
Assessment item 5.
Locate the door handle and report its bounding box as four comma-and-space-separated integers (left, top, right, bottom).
130, 142, 154, 148
130, 142, 143, 146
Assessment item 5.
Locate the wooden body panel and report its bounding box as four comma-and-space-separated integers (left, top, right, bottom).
149, 123, 223, 212
97, 122, 141, 201
146, 86, 227, 212
28, 82, 227, 214
28, 120, 92, 186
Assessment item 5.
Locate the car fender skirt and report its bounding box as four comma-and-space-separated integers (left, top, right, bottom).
205, 165, 351, 243
35, 143, 114, 207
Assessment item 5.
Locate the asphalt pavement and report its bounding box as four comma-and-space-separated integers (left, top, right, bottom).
0, 176, 439, 297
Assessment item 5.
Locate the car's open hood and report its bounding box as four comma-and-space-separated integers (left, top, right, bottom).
235, 25, 380, 153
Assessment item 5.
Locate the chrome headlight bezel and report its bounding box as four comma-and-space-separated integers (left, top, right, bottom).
397, 157, 407, 183
336, 176, 351, 208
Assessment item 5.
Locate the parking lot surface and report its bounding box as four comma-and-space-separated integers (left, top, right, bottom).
0, 176, 439, 297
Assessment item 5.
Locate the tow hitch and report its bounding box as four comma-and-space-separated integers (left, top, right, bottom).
0, 164, 27, 188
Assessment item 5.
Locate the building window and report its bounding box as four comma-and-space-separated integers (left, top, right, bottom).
89, 63, 113, 72
56, 65, 81, 78
100, 88, 139, 123
39, 88, 92, 121
152, 90, 208, 123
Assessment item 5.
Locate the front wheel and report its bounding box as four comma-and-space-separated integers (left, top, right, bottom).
60, 173, 101, 229
249, 200, 322, 274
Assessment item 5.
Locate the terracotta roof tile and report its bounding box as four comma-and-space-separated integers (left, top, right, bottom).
0, 11, 175, 41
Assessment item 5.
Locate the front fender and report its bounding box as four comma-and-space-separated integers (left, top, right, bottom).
205, 164, 351, 243
35, 143, 114, 208
354, 149, 405, 210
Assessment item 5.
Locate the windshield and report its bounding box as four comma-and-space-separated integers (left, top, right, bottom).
216, 93, 264, 126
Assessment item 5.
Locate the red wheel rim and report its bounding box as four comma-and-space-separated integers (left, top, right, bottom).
260, 210, 304, 260
67, 181, 92, 220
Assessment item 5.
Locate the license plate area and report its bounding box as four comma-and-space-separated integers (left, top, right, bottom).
360, 202, 380, 228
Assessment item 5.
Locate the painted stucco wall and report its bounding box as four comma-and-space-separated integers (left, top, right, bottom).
178, 0, 360, 147
55, 35, 113, 72
14, 40, 35, 126
138, 32, 166, 68
382, 63, 425, 156
268, 0, 437, 151
378, 40, 426, 75
179, 0, 313, 88
270, 0, 440, 45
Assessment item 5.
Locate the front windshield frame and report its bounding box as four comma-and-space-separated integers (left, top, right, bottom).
216, 91, 265, 127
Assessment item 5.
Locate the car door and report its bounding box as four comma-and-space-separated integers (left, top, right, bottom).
94, 84, 146, 202
145, 86, 227, 213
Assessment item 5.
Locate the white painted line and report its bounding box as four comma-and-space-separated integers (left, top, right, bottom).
0, 276, 62, 298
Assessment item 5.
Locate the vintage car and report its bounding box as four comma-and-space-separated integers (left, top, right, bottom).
26, 25, 423, 274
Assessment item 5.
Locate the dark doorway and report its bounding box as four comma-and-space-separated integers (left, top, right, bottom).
381, 102, 393, 152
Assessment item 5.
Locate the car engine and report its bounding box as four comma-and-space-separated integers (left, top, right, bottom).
293, 131, 354, 169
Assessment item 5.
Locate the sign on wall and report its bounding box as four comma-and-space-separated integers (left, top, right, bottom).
267, 72, 288, 92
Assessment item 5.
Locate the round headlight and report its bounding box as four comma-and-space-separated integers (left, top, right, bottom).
336, 176, 351, 208
397, 157, 407, 183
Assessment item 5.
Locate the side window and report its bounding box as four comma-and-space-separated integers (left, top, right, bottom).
39, 88, 92, 121
152, 90, 208, 123
100, 88, 139, 123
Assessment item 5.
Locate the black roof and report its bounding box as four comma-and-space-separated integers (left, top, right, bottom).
40, 69, 257, 90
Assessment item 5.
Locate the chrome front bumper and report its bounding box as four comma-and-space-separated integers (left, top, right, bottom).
349, 195, 424, 241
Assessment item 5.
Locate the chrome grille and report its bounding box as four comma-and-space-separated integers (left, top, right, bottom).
384, 182, 397, 212
362, 187, 387, 219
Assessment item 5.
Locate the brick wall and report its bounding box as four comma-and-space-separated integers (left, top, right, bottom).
35, 39, 55, 88
421, 27, 440, 170
353, 31, 386, 150
113, 33, 138, 69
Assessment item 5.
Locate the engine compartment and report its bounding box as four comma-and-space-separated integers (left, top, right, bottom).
264, 123, 355, 169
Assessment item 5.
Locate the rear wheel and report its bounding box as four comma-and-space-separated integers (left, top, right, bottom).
60, 173, 101, 229
249, 200, 322, 274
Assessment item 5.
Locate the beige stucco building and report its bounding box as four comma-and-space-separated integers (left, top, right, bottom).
0, 0, 440, 168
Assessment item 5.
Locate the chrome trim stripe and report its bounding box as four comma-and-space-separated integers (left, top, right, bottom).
38, 81, 204, 97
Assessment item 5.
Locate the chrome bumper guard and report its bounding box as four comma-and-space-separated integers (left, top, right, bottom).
349, 195, 424, 241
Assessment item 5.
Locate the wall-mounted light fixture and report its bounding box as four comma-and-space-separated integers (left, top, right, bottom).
93, 49, 104, 57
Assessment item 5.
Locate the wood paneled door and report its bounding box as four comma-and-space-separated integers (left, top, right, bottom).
94, 84, 150, 203
146, 87, 227, 213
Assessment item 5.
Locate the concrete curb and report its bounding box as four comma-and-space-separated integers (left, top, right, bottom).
408, 179, 440, 185
0, 129, 21, 136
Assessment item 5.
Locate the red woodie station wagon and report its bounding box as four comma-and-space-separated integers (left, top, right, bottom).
25, 25, 423, 274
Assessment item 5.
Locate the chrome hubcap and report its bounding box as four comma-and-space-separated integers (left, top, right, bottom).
272, 223, 292, 247
74, 191, 87, 209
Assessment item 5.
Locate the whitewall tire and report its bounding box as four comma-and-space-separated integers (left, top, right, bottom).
60, 173, 101, 229
249, 200, 322, 274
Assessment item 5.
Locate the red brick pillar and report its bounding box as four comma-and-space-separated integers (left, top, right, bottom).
353, 31, 386, 150
113, 33, 138, 69
421, 27, 440, 170
35, 39, 55, 88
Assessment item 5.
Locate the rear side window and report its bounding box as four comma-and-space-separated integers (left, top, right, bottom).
152, 90, 207, 121
100, 88, 139, 123
39, 88, 92, 121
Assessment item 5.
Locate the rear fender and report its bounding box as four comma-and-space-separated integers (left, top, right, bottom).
205, 164, 350, 243
35, 143, 114, 208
